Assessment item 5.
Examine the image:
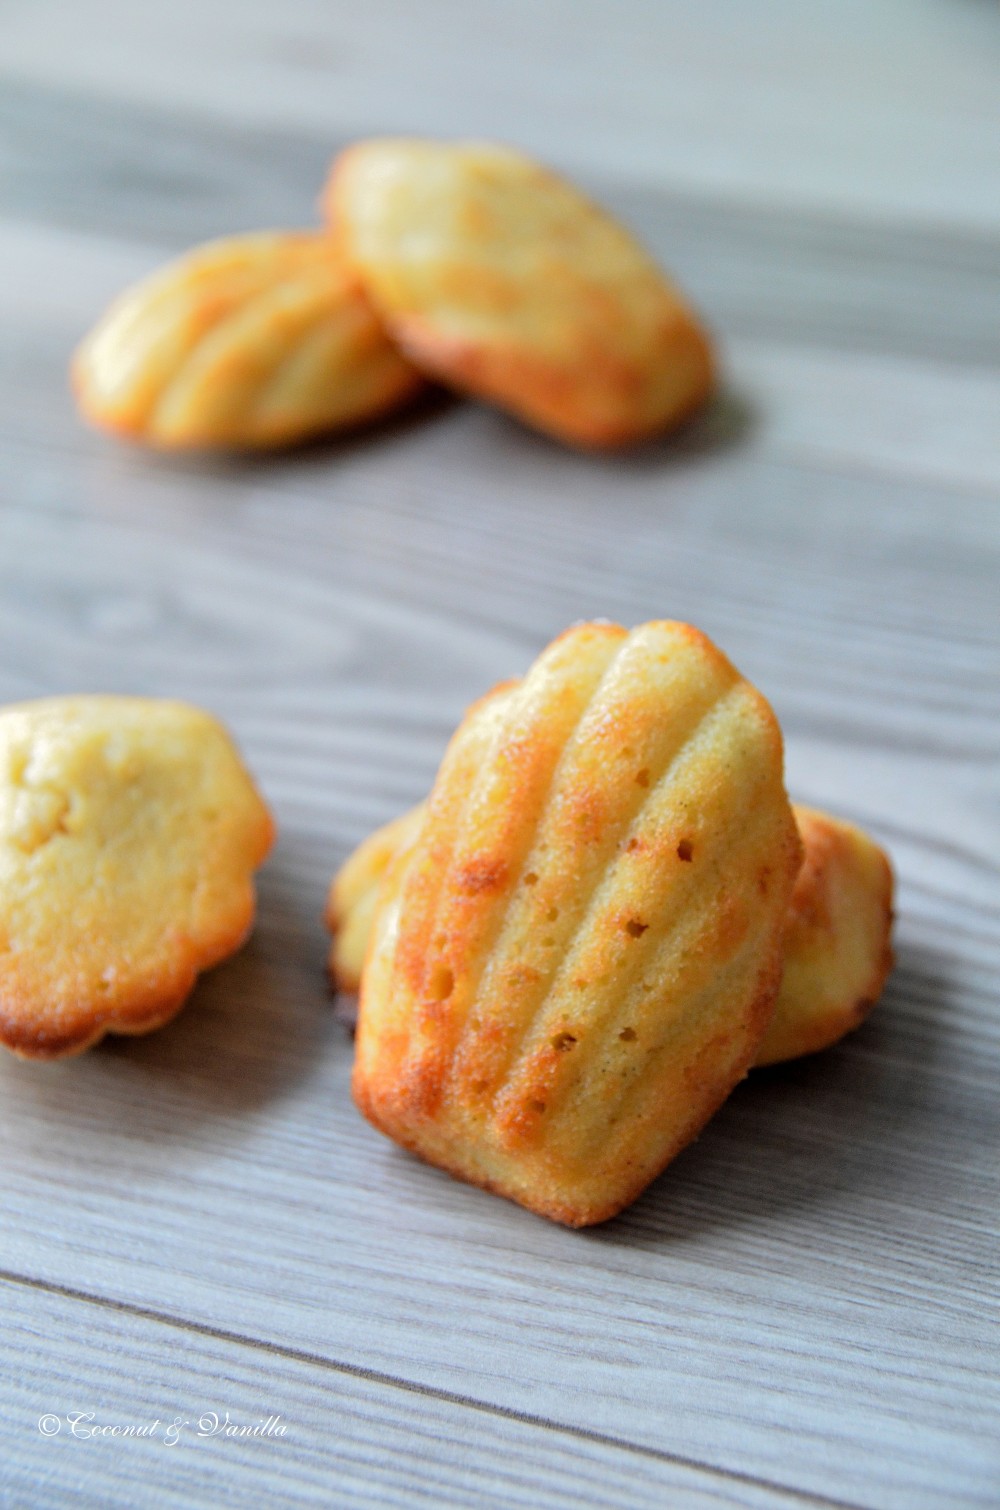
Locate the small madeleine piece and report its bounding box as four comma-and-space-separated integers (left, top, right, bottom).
324, 139, 715, 450
0, 696, 274, 1059
329, 800, 894, 1064
326, 803, 427, 993
353, 621, 801, 1227
756, 806, 894, 1066
72, 231, 424, 450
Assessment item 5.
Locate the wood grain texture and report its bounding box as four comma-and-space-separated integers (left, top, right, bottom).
0, 8, 998, 1507
6, 1281, 813, 1510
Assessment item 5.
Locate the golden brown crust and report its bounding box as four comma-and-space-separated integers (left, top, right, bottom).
355, 937, 788, 1229
0, 696, 274, 1059
324, 140, 716, 450
754, 805, 894, 1066
72, 231, 424, 451
352, 620, 800, 1226
329, 801, 895, 1072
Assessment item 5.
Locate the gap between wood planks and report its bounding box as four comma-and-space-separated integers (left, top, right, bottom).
1, 1266, 867, 1510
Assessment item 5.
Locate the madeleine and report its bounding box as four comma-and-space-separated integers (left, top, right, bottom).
757, 806, 893, 1066
73, 231, 423, 450
330, 798, 894, 1069
0, 696, 274, 1058
352, 621, 800, 1226
326, 803, 427, 993
324, 139, 715, 449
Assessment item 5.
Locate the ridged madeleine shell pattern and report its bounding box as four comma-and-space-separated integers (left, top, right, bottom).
72, 232, 424, 450
328, 797, 894, 1064
354, 621, 802, 1227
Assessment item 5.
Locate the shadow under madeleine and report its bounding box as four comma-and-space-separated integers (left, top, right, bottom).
438, 381, 757, 472
585, 938, 958, 1246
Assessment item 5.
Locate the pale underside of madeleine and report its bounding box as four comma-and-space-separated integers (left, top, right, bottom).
324, 139, 716, 450
353, 621, 801, 1226
72, 231, 424, 450
756, 806, 894, 1066
0, 696, 274, 1059
329, 796, 894, 1068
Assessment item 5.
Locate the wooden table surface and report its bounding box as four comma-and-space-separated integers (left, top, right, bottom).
2, 4, 998, 1506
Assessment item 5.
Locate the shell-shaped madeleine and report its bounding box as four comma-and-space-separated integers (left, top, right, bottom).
756, 806, 894, 1066
72, 232, 424, 450
324, 139, 715, 450
331, 799, 894, 1067
354, 621, 802, 1227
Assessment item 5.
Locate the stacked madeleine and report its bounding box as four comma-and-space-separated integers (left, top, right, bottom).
327, 622, 893, 1227
73, 140, 715, 452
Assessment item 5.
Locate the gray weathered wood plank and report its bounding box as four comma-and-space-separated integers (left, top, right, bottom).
3, 0, 998, 231
6, 1279, 820, 1510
